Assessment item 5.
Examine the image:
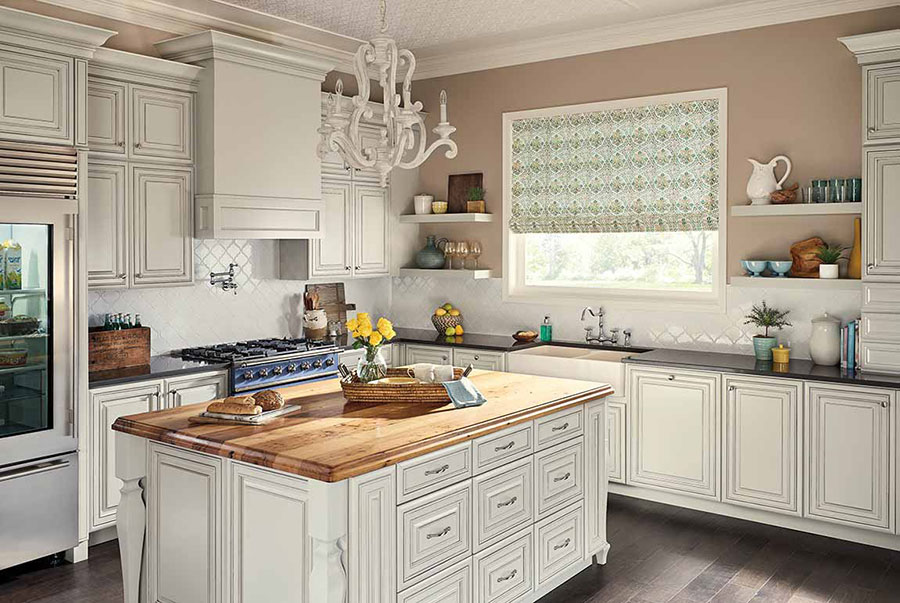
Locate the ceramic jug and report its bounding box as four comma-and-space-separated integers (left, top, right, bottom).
746, 155, 792, 205
809, 313, 841, 366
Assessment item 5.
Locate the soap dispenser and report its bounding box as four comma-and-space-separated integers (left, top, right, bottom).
540, 315, 553, 342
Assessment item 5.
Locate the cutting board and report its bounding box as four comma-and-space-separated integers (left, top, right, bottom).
448, 172, 483, 213
305, 283, 356, 334
188, 404, 302, 425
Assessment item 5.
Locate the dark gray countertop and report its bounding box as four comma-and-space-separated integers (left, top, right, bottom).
624, 348, 900, 389
88, 355, 229, 388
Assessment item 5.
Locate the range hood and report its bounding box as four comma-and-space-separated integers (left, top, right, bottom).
156, 31, 336, 239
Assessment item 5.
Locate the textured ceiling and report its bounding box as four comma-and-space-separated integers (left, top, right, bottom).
222, 0, 751, 52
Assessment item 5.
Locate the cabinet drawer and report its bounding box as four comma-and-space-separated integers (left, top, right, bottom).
398, 480, 472, 589
473, 423, 533, 475
397, 557, 472, 603
534, 501, 584, 588
860, 341, 900, 373
397, 442, 471, 504
473, 457, 533, 552
474, 529, 533, 603
535, 408, 583, 451
862, 283, 900, 312
534, 439, 584, 520
405, 344, 451, 366
862, 313, 900, 343
452, 348, 506, 372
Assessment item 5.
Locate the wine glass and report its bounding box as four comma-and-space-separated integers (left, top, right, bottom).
468, 241, 482, 269
442, 240, 456, 270
455, 241, 469, 270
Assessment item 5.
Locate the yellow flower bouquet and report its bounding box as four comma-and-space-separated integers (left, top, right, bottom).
346, 313, 396, 382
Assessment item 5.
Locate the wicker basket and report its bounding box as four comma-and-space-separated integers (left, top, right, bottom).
341, 367, 463, 404
431, 313, 462, 335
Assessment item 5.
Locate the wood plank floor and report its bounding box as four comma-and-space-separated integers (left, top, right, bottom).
1, 494, 897, 603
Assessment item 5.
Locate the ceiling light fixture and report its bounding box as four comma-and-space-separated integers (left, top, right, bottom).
317, 0, 457, 187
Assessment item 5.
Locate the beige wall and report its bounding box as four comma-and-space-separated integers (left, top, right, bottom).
412, 8, 900, 277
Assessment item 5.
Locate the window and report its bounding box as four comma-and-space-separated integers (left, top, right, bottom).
503, 89, 727, 310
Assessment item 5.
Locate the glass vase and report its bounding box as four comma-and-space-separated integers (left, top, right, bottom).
356, 347, 388, 383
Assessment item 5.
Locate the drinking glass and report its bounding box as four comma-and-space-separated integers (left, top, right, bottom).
442, 240, 456, 269
455, 241, 469, 270
468, 241, 482, 269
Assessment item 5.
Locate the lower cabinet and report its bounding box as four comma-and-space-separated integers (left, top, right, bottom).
805, 383, 894, 531
474, 529, 533, 603
404, 344, 451, 366
165, 371, 228, 407
397, 558, 472, 603
401, 344, 508, 372
606, 399, 626, 484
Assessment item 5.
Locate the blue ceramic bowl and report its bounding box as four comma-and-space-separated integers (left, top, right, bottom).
767, 260, 793, 277
741, 260, 768, 276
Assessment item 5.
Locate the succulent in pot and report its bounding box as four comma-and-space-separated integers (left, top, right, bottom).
744, 301, 792, 361
815, 244, 847, 279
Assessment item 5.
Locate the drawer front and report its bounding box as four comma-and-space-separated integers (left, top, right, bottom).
452, 348, 506, 372
534, 501, 584, 587
473, 457, 533, 552
474, 529, 533, 603
405, 344, 451, 366
535, 408, 583, 450
399, 480, 472, 588
862, 313, 900, 343
397, 442, 472, 504
862, 283, 900, 312
534, 439, 584, 520
860, 341, 900, 373
473, 423, 533, 475
397, 558, 472, 603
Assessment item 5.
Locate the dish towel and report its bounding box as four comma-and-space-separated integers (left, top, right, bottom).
442, 377, 487, 408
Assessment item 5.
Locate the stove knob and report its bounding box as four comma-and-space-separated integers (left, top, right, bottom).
287, 363, 298, 372
273, 366, 284, 375
242, 371, 253, 380
258, 368, 269, 378
312, 359, 323, 369
325, 357, 335, 366
300, 362, 311, 371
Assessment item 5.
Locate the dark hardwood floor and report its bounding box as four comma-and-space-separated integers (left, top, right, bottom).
1, 494, 898, 603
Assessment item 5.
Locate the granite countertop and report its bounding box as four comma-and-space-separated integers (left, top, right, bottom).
624, 348, 900, 389
88, 355, 229, 388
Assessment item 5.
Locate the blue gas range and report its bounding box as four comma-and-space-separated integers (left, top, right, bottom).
181, 338, 340, 395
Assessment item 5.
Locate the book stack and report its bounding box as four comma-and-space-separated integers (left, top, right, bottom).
841, 318, 860, 371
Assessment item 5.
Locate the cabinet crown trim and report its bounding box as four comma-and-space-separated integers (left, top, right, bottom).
840, 29, 900, 64
0, 5, 115, 59
90, 47, 203, 90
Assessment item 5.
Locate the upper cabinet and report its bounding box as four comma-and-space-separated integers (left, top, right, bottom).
131, 85, 193, 162
87, 161, 127, 287
87, 79, 126, 154
866, 65, 900, 145
864, 148, 900, 280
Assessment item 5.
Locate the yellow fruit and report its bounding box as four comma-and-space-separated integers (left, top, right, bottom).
449, 309, 461, 317
434, 308, 447, 316
442, 303, 453, 311
445, 326, 456, 336
454, 336, 463, 343
455, 325, 464, 335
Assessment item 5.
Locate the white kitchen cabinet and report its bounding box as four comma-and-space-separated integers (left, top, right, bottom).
606, 399, 626, 484
354, 184, 391, 276
310, 181, 352, 277
864, 147, 900, 281
866, 64, 900, 144
164, 371, 228, 407
86, 161, 128, 288
0, 47, 72, 144
397, 558, 471, 603
723, 376, 800, 515
405, 344, 452, 366
805, 383, 894, 532
131, 85, 193, 162
628, 367, 720, 499
473, 529, 533, 603
472, 457, 533, 552
452, 348, 507, 372
87, 79, 126, 154
338, 344, 394, 371
131, 164, 193, 288
533, 501, 584, 588
584, 400, 607, 556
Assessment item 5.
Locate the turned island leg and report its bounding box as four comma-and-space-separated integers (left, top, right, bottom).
308, 479, 349, 603
116, 432, 147, 603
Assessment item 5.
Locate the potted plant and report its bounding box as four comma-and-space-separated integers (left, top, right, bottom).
345, 313, 396, 382
467, 186, 486, 213
816, 244, 847, 279
744, 301, 792, 361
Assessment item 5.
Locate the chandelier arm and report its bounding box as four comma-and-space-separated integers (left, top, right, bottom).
398, 50, 423, 113
352, 44, 373, 109
325, 131, 377, 168
399, 114, 427, 164
398, 137, 457, 169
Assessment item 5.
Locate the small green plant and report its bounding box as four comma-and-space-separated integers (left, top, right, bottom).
816, 244, 847, 265
467, 186, 485, 201
744, 301, 792, 338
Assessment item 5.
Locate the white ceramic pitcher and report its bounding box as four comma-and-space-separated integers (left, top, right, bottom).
746, 155, 792, 205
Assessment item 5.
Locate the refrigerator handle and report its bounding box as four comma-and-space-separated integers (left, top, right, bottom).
65, 213, 77, 438
0, 458, 71, 483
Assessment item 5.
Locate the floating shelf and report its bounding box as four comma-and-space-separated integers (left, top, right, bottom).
730, 202, 861, 217
730, 276, 861, 290
399, 268, 495, 279
399, 213, 494, 224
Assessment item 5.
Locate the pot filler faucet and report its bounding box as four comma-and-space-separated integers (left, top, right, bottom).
581, 306, 631, 346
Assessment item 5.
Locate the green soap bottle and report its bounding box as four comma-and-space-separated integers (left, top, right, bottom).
540, 315, 553, 342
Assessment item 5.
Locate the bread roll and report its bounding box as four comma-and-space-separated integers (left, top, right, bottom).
223, 395, 256, 406
207, 401, 262, 415
253, 389, 284, 411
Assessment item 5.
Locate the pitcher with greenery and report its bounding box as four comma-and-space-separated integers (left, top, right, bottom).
744, 301, 792, 360
346, 313, 396, 382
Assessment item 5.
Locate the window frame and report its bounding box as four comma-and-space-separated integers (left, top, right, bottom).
502, 87, 728, 312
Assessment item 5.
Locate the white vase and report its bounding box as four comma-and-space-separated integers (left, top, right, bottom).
819, 264, 839, 279
809, 313, 841, 366
413, 194, 433, 215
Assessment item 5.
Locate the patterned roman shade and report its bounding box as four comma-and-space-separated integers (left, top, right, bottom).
508, 97, 721, 234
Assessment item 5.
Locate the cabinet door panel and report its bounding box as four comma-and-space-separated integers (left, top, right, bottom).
87, 161, 128, 288
165, 371, 228, 408
452, 349, 506, 372
864, 148, 900, 280
474, 530, 533, 603
131, 85, 192, 161
131, 165, 193, 287
405, 345, 451, 366
397, 558, 471, 603
867, 65, 900, 144
473, 457, 533, 552
606, 400, 626, 484
0, 48, 71, 144
534, 501, 583, 588
87, 78, 126, 153
311, 181, 352, 278
628, 368, 719, 498
585, 399, 607, 555
724, 377, 800, 514
805, 384, 893, 531
353, 184, 390, 276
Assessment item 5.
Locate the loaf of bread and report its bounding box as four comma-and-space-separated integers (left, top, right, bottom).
223, 395, 256, 406
253, 389, 284, 411
206, 401, 262, 415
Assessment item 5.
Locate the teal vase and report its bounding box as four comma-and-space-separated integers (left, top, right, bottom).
753, 336, 777, 361
415, 235, 445, 269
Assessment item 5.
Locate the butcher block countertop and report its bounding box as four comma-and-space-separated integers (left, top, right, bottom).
112, 370, 612, 482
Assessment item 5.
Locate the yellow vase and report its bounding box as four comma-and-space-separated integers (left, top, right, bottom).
848, 217, 862, 279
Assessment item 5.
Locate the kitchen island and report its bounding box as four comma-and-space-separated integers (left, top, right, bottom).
112, 370, 613, 603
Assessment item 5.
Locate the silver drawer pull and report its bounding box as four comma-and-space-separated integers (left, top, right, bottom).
494, 441, 515, 452
496, 496, 518, 508
496, 569, 518, 583
551, 422, 569, 432
553, 538, 571, 551
0, 459, 70, 483
426, 526, 451, 539
553, 472, 571, 483
424, 464, 450, 476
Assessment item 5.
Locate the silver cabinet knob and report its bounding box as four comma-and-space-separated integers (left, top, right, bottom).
473, 355, 480, 360
667, 375, 676, 381
134, 142, 142, 149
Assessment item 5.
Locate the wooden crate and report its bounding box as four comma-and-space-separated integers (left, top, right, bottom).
88, 327, 150, 372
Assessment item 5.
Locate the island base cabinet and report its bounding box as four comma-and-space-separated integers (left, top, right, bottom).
805, 384, 894, 532
606, 399, 626, 484
397, 558, 472, 603
473, 529, 533, 603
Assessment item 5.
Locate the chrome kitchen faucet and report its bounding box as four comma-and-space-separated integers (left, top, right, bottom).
581, 306, 631, 346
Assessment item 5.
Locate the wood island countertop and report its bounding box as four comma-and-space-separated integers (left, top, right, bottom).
112, 370, 612, 482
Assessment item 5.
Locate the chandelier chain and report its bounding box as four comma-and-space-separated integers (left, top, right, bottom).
379, 0, 387, 33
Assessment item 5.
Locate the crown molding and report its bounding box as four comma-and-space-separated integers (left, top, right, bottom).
412, 0, 900, 79
90, 47, 203, 90
0, 4, 115, 58
840, 29, 900, 64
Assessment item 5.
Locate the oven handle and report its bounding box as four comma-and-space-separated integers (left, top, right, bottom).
232, 370, 340, 394
0, 459, 70, 483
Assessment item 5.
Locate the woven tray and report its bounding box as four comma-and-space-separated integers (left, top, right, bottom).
341, 367, 463, 404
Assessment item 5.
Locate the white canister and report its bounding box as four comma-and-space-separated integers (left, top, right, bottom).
809, 313, 841, 366
819, 264, 839, 279
303, 309, 328, 338
414, 194, 434, 215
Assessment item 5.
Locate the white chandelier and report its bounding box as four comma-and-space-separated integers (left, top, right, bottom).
317, 0, 457, 187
